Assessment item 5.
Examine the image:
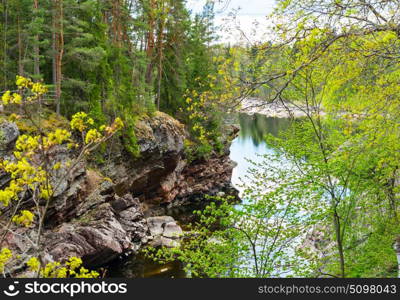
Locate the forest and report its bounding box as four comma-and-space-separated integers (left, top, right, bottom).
0, 0, 400, 279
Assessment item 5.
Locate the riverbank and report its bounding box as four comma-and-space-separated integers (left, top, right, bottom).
0, 111, 239, 277
240, 97, 314, 118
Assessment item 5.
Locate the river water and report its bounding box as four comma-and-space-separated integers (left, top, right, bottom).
109, 113, 291, 278
230, 113, 290, 195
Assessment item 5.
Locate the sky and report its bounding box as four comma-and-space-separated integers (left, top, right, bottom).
186, 0, 276, 44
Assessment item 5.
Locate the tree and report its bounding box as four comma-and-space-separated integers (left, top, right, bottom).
0, 76, 123, 277
218, 0, 400, 277
52, 0, 63, 114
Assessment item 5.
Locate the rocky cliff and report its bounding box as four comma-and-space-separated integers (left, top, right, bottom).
102, 112, 237, 209
0, 112, 237, 275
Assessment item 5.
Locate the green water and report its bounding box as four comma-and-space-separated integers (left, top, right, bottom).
230, 113, 290, 195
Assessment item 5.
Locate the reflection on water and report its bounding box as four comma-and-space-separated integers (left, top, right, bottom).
237, 113, 291, 146
230, 113, 290, 194
108, 254, 186, 278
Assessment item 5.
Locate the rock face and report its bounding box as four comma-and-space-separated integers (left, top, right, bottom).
173, 154, 238, 206
44, 192, 148, 267
0, 111, 237, 274
0, 121, 19, 151
102, 111, 238, 213
1, 178, 149, 273
102, 112, 187, 204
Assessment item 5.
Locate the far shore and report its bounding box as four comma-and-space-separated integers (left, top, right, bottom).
239, 98, 322, 118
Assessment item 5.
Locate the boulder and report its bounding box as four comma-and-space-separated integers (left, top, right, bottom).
147, 216, 175, 236
150, 236, 180, 248
146, 216, 183, 248
44, 193, 148, 267
163, 222, 183, 238
0, 121, 19, 151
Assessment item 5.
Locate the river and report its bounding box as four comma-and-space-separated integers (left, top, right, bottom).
230, 113, 290, 195
109, 113, 291, 278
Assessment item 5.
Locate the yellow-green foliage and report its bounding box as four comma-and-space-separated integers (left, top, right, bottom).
0, 76, 124, 277
1, 76, 48, 106
70, 112, 95, 132
71, 111, 124, 145
27, 257, 99, 278
12, 210, 35, 227
0, 76, 124, 210
0, 248, 99, 278
2, 91, 22, 105
0, 248, 12, 273
182, 50, 242, 157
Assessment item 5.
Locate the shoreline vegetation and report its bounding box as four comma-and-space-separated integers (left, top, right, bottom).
1, 0, 400, 279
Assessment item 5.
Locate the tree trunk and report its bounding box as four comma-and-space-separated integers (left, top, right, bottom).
52, 2, 57, 107
3, 0, 8, 89
156, 3, 166, 111
17, 15, 24, 76
110, 0, 124, 46
394, 237, 400, 278
333, 209, 345, 277
145, 0, 156, 85
156, 55, 162, 110
33, 0, 40, 78
52, 0, 63, 115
